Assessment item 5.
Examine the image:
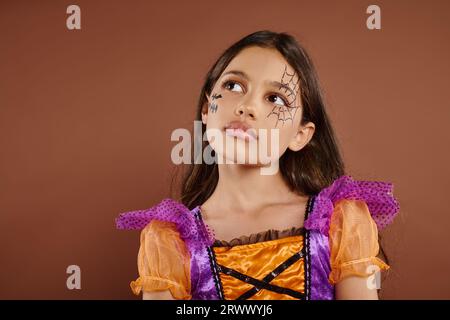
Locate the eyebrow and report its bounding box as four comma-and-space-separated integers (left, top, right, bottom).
221, 70, 297, 97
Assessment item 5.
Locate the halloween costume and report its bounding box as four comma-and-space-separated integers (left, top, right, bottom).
116, 175, 400, 300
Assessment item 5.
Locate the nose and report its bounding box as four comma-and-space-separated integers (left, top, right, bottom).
234, 102, 256, 120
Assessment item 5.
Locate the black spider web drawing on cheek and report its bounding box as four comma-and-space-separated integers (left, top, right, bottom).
266, 65, 301, 128
209, 93, 222, 113
267, 104, 301, 128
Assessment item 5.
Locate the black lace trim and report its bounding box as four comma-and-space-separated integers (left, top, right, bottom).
304, 195, 315, 300
195, 209, 224, 300
207, 246, 225, 300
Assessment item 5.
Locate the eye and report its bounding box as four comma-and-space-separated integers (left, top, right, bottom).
223, 80, 244, 93
268, 94, 289, 107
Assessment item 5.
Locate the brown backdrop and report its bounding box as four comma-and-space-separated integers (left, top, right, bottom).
1, 0, 449, 299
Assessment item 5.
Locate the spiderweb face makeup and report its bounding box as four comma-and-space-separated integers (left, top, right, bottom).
209, 93, 222, 113
200, 47, 309, 171
266, 65, 301, 128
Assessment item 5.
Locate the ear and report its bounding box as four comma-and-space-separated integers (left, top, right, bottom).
288, 122, 315, 152
201, 92, 211, 125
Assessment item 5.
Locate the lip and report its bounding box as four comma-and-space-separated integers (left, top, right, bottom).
224, 121, 258, 141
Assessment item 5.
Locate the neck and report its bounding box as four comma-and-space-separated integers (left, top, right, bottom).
206, 163, 304, 215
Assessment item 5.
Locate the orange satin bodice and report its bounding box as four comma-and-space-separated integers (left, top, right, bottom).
212, 235, 306, 300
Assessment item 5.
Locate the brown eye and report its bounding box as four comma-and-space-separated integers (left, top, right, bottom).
223, 81, 244, 93
268, 94, 288, 107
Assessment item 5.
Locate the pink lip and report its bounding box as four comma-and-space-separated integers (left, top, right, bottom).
224, 121, 258, 140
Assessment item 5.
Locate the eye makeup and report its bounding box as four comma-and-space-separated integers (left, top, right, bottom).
216, 66, 301, 128
266, 65, 301, 128
221, 79, 291, 107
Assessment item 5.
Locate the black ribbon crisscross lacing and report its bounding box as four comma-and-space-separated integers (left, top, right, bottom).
216, 250, 305, 300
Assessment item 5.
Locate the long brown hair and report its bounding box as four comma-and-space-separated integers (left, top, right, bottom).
177, 30, 345, 209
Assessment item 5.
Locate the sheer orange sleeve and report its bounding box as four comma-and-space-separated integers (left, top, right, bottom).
328, 199, 390, 285
130, 220, 191, 299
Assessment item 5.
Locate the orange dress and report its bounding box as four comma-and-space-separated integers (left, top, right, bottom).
130, 199, 389, 299
116, 175, 400, 300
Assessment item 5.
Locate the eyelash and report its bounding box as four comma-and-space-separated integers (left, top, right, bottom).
221, 80, 291, 107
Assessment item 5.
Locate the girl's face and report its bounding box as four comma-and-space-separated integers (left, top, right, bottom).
202, 46, 315, 167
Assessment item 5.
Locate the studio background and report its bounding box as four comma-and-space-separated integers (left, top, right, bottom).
1, 0, 449, 299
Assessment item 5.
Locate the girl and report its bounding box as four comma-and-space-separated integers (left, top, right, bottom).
116, 30, 400, 300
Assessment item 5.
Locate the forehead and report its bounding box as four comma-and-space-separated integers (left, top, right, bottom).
222, 46, 297, 83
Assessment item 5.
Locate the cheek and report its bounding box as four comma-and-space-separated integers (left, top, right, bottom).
266, 106, 302, 128
218, 96, 234, 109
279, 127, 297, 146
208, 92, 238, 117
219, 92, 240, 106
259, 118, 299, 147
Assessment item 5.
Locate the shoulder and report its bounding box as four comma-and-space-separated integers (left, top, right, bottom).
305, 175, 400, 235
115, 197, 214, 246
140, 219, 182, 241
332, 199, 372, 219
115, 198, 196, 230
